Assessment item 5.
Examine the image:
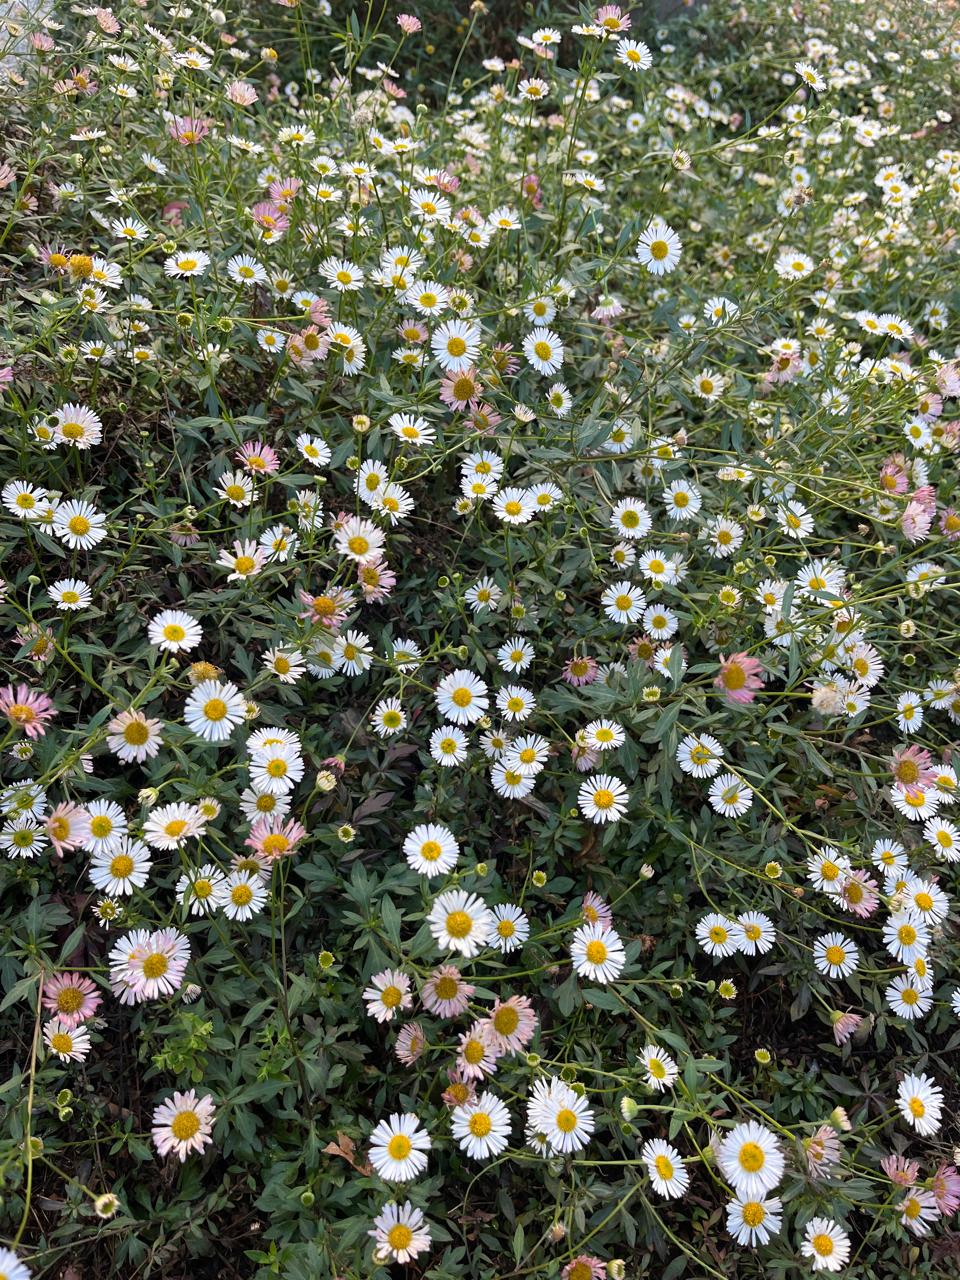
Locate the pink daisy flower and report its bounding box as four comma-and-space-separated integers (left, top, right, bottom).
439, 366, 482, 411
485, 995, 537, 1054
562, 655, 598, 686
881, 1153, 920, 1187
441, 1067, 476, 1110
456, 1021, 500, 1080
251, 201, 289, 233
357, 555, 396, 602
46, 801, 91, 857
42, 973, 101, 1028
715, 652, 764, 705
395, 1021, 427, 1065
831, 1011, 862, 1045
890, 744, 936, 797
297, 585, 355, 632
581, 891, 613, 929
268, 176, 301, 204
932, 1163, 960, 1214
421, 965, 473, 1017
169, 115, 210, 145
563, 1256, 605, 1280
0, 684, 57, 737
245, 816, 308, 860
837, 869, 879, 918
236, 440, 280, 474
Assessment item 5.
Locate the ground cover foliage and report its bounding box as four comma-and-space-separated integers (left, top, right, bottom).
1, 0, 960, 1277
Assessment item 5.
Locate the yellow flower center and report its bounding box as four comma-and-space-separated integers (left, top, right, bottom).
585, 939, 608, 965
493, 1006, 519, 1036
387, 1223, 413, 1251
463, 1038, 485, 1065
142, 953, 168, 980
738, 1142, 765, 1172
57, 987, 84, 1013
171, 1110, 200, 1141
445, 910, 472, 938
742, 1201, 765, 1227
555, 1108, 578, 1133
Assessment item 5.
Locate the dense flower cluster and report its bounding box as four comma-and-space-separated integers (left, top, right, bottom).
1, 0, 959, 1276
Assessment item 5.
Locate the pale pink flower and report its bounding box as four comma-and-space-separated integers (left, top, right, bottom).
357, 555, 396, 602
152, 1090, 216, 1161
837, 869, 879, 918
0, 684, 56, 737
439, 366, 482, 411
715, 652, 764, 705
562, 655, 598, 686
441, 1067, 476, 1109
236, 440, 280, 474
456, 1020, 500, 1080
916, 391, 942, 420
879, 454, 910, 496
804, 1124, 841, 1178
563, 1257, 605, 1280
521, 173, 543, 207
245, 816, 307, 860
465, 402, 502, 433
269, 176, 301, 204
881, 1153, 920, 1187
596, 4, 631, 32
46, 802, 91, 856
95, 7, 121, 33
932, 1163, 960, 1214
935, 363, 960, 396
395, 1021, 426, 1064
421, 964, 473, 1017
582, 891, 613, 929
890, 744, 936, 796
485, 994, 537, 1054
251, 200, 289, 233
902, 501, 934, 544
831, 1011, 862, 1045
226, 80, 258, 106
169, 116, 210, 146
297, 584, 355, 632
397, 13, 422, 33
42, 973, 101, 1028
